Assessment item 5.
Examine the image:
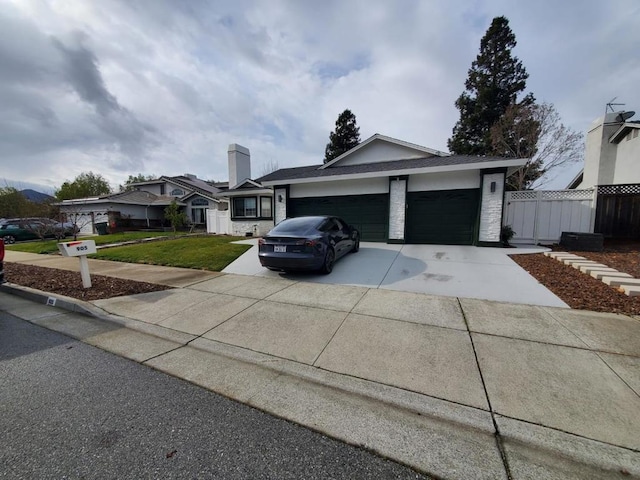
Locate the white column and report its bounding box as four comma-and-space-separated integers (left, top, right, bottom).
388, 179, 406, 241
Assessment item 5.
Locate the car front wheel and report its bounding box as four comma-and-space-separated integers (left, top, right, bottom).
350, 237, 360, 253
320, 248, 335, 274
2, 235, 16, 244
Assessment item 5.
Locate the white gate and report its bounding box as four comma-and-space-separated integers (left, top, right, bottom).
206, 209, 230, 234
503, 189, 596, 244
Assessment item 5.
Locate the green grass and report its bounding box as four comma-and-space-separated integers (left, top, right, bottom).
6, 231, 188, 254
91, 236, 252, 271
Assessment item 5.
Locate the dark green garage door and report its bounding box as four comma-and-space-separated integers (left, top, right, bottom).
406, 189, 480, 245
288, 194, 388, 242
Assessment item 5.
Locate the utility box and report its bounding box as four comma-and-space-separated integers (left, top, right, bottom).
58, 240, 97, 257
560, 232, 604, 252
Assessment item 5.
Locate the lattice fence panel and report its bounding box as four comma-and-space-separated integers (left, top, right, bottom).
540, 189, 595, 201
597, 184, 640, 195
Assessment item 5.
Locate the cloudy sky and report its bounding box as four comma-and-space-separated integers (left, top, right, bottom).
2, 0, 639, 194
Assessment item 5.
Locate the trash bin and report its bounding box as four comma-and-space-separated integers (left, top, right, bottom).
95, 223, 109, 235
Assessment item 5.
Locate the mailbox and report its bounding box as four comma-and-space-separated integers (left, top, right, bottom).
57, 240, 97, 288
58, 240, 97, 257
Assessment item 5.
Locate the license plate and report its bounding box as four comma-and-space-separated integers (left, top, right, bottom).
274, 245, 286, 253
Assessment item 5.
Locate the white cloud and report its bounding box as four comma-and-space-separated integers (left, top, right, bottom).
2, 0, 639, 192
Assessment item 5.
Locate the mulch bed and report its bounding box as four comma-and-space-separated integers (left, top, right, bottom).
3, 262, 170, 301
511, 239, 640, 315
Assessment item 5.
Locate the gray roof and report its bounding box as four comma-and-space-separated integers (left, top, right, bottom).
257, 155, 522, 183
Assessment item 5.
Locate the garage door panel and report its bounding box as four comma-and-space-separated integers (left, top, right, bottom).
407, 189, 479, 245
289, 194, 388, 242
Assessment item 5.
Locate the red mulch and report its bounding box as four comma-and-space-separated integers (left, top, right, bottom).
3, 262, 170, 301
511, 239, 640, 315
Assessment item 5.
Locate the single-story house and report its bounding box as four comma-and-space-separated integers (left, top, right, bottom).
259, 134, 527, 246
58, 144, 274, 236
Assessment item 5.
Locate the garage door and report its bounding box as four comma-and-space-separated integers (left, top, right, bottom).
406, 189, 479, 245
288, 194, 388, 242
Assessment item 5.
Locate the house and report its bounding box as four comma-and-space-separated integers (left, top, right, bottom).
568, 110, 640, 189
567, 110, 640, 239
58, 144, 274, 236
259, 134, 527, 246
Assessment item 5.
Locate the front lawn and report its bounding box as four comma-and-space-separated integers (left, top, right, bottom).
90, 235, 251, 271
6, 231, 188, 254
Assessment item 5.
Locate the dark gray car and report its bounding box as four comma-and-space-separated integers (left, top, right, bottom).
258, 216, 360, 274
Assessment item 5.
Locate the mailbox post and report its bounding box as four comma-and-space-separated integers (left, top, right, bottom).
58, 240, 97, 288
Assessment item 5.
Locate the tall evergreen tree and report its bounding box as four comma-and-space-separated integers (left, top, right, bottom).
324, 109, 361, 163
448, 16, 532, 155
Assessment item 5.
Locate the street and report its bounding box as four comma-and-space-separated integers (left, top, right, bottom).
0, 310, 427, 479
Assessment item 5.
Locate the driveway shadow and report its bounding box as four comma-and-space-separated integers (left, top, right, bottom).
273, 247, 428, 288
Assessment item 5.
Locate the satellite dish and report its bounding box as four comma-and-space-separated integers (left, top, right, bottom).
617, 111, 635, 122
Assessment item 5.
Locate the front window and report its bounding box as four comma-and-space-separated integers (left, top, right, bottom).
170, 188, 184, 196
260, 196, 272, 218
233, 197, 257, 218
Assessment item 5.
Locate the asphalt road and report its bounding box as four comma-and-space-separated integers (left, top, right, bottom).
0, 311, 429, 479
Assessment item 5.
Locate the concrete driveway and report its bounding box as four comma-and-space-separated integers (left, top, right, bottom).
223, 240, 568, 308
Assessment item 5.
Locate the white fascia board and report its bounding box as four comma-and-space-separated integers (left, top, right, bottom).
223, 188, 273, 197
262, 159, 526, 186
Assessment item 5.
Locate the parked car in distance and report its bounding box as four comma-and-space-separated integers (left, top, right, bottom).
0, 237, 4, 283
0, 218, 72, 244
258, 216, 360, 274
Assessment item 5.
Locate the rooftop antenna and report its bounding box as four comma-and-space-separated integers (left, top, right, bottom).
606, 97, 625, 113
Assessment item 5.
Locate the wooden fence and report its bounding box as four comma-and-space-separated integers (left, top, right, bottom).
595, 184, 640, 239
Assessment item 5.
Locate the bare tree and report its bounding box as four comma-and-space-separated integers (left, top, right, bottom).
260, 158, 280, 177
491, 102, 583, 190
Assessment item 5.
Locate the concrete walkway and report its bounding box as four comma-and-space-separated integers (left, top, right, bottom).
2, 252, 639, 479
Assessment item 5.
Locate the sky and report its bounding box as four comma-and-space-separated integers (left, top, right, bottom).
1, 0, 639, 194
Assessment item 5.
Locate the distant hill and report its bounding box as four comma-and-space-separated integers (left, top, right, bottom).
20, 189, 54, 203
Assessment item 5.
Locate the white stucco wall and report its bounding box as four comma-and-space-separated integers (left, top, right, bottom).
478, 173, 504, 243
388, 179, 406, 240
289, 178, 388, 198
613, 129, 640, 185
334, 141, 430, 166
408, 171, 479, 192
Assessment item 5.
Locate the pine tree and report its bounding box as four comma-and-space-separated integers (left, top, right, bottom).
324, 109, 361, 163
448, 16, 531, 155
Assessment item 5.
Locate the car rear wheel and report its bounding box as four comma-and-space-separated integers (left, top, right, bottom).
320, 248, 335, 274
2, 235, 16, 244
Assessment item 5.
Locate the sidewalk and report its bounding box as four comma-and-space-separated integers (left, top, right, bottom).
2, 253, 639, 479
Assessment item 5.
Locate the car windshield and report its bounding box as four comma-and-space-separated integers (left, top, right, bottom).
270, 217, 324, 235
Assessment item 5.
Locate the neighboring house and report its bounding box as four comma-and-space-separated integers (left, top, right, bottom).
568, 110, 640, 239
223, 144, 275, 237
259, 134, 527, 246
569, 110, 640, 189
58, 144, 274, 236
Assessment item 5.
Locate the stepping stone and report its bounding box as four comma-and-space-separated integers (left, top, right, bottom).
601, 277, 640, 287
590, 270, 633, 280
545, 252, 584, 259
561, 258, 589, 266
577, 263, 609, 273
621, 285, 640, 297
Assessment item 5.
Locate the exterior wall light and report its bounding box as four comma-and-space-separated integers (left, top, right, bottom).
490, 181, 496, 193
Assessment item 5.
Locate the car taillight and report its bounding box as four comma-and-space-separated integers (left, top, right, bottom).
305, 240, 317, 247
0, 238, 4, 261
258, 238, 265, 246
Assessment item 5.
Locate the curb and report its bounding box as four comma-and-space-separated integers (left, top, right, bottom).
2, 283, 638, 479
